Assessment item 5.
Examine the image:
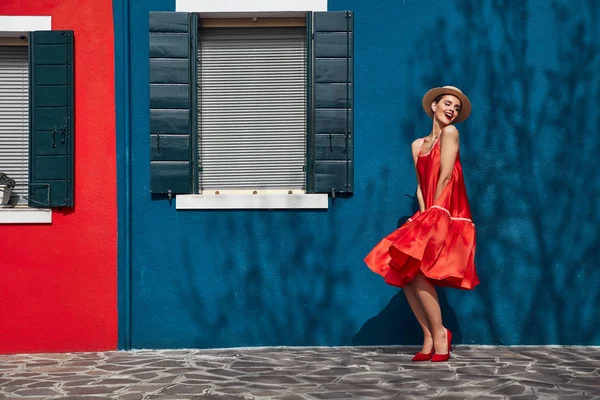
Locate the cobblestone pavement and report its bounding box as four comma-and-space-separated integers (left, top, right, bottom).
1, 346, 599, 399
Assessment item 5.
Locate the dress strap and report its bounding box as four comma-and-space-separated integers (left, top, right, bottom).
417, 138, 425, 152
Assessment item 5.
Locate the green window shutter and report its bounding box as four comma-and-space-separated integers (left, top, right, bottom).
307, 11, 354, 196
149, 12, 197, 195
29, 30, 74, 208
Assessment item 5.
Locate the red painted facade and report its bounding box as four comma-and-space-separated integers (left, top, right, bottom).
0, 0, 117, 353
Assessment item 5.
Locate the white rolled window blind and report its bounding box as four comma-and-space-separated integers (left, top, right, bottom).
198, 27, 307, 190
0, 45, 29, 206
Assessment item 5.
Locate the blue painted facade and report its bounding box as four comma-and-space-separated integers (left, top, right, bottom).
115, 0, 600, 349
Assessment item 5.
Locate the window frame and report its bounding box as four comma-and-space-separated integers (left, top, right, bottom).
196, 23, 309, 194
181, 14, 327, 209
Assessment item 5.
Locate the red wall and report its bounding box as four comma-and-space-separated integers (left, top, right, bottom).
0, 0, 117, 353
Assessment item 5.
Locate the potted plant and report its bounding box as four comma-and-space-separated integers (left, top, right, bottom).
0, 172, 16, 205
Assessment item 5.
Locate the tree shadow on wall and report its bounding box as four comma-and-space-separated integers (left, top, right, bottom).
393, 0, 600, 344
173, 208, 355, 347
168, 0, 600, 347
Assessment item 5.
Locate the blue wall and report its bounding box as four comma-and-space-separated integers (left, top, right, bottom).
115, 0, 600, 348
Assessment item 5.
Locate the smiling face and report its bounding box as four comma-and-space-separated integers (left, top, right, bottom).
431, 94, 462, 125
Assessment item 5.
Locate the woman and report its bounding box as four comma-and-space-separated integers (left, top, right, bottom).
364, 86, 479, 362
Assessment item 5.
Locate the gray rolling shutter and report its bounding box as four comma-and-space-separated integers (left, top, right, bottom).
0, 45, 29, 206
198, 27, 307, 190
149, 12, 197, 195
308, 11, 354, 196
29, 30, 75, 208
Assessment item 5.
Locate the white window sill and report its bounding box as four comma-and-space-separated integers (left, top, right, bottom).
0, 207, 52, 224
176, 193, 328, 210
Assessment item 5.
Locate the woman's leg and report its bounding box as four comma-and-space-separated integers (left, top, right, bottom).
412, 272, 448, 354
403, 282, 434, 353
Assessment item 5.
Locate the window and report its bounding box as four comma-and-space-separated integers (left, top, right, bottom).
0, 29, 74, 222
149, 11, 354, 208
198, 27, 307, 191
0, 43, 29, 207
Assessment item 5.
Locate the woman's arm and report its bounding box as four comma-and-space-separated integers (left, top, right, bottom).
434, 126, 459, 201
416, 182, 425, 213
411, 139, 426, 212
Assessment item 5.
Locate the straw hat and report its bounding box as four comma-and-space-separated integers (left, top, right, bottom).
422, 86, 471, 124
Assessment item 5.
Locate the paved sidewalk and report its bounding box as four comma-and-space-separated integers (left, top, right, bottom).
0, 346, 599, 399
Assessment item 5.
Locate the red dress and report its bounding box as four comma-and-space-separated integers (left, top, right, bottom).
364, 136, 479, 290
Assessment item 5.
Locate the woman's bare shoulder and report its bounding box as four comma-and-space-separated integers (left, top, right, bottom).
410, 138, 423, 160
441, 126, 459, 147
411, 137, 424, 153
441, 125, 459, 138
411, 138, 423, 149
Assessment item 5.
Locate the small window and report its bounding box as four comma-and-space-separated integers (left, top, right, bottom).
0, 41, 30, 207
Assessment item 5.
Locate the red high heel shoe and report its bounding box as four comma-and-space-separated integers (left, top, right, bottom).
431, 329, 452, 362
411, 350, 433, 362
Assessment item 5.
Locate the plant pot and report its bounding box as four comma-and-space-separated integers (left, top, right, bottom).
0, 185, 11, 205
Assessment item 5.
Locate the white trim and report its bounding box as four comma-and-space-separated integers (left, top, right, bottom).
0, 16, 52, 36
431, 205, 474, 224
0, 208, 52, 224
176, 193, 328, 210
176, 0, 326, 13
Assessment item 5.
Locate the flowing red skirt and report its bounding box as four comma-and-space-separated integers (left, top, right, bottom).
364, 207, 478, 289
364, 136, 479, 290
